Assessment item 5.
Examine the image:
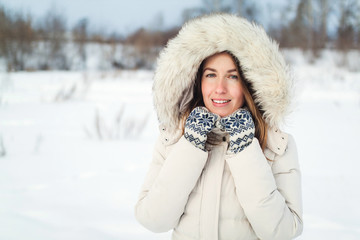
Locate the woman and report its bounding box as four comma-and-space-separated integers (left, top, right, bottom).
135, 13, 303, 240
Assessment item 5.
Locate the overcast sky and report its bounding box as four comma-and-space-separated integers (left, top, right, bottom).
1, 0, 287, 35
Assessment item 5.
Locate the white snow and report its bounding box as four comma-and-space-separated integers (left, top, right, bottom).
0, 50, 360, 239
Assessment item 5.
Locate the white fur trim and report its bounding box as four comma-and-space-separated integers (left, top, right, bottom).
153, 13, 293, 133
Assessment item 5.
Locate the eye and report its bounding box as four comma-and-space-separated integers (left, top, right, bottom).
229, 74, 239, 80
205, 73, 216, 78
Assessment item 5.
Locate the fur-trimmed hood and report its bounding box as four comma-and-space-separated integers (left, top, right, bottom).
153, 13, 293, 134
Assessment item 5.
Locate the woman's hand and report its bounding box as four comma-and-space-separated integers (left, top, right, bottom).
220, 108, 255, 154
184, 107, 219, 151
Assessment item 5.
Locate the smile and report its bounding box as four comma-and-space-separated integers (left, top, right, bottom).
212, 99, 231, 104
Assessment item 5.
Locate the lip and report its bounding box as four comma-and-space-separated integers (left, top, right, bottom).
211, 99, 231, 107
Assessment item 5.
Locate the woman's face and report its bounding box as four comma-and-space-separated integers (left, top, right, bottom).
201, 52, 245, 117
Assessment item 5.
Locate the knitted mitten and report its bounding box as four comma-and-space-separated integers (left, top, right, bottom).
220, 108, 255, 154
184, 107, 219, 151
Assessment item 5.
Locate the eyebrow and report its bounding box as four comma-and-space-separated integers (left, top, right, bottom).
203, 67, 237, 73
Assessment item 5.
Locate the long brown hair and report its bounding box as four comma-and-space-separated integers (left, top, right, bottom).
180, 51, 268, 151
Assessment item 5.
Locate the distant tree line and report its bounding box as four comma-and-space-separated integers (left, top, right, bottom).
0, 5, 179, 71
1, 0, 360, 71
183, 0, 360, 53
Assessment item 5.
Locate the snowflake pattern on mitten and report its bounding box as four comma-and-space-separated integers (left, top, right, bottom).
184, 107, 219, 151
220, 108, 255, 154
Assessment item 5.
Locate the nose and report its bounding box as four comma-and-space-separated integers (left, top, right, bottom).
215, 78, 227, 94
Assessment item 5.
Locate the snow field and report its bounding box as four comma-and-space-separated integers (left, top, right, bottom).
0, 50, 360, 239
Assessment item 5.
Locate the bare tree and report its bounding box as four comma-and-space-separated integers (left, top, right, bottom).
293, 0, 313, 49
123, 25, 179, 69
37, 6, 68, 70
72, 18, 88, 69
124, 28, 161, 69
0, 6, 9, 58
267, 1, 294, 46
0, 6, 35, 71
318, 0, 330, 48
336, 0, 359, 50
280, 0, 321, 53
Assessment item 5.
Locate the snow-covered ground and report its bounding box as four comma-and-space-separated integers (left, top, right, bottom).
0, 50, 360, 239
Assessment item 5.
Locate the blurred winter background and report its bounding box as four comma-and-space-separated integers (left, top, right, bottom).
0, 0, 359, 239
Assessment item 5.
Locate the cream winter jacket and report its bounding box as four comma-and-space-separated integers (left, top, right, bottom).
135, 14, 303, 240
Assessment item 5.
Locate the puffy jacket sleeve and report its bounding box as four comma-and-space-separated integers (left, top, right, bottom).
135, 135, 208, 232
225, 134, 303, 240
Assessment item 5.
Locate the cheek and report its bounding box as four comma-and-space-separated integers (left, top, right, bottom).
201, 81, 213, 108
201, 81, 210, 99
231, 85, 245, 107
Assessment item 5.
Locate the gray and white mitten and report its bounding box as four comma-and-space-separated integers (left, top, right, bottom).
184, 107, 219, 151
220, 108, 255, 154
